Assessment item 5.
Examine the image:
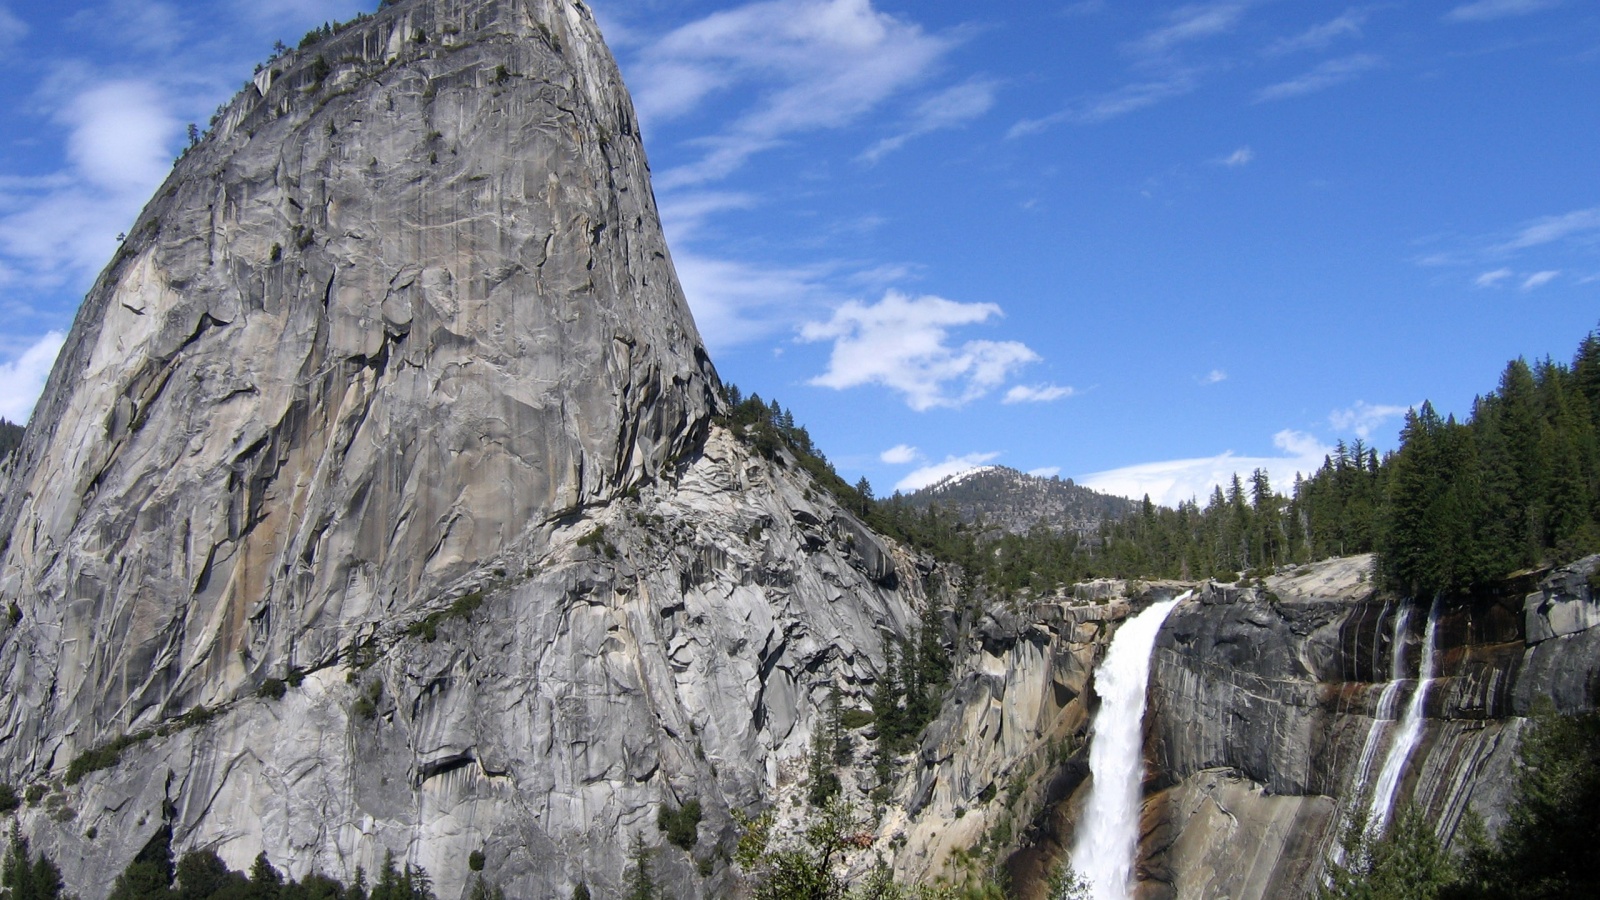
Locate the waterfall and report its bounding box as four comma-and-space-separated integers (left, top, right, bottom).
1071, 591, 1188, 900
1327, 602, 1412, 869
1351, 603, 1413, 801
1365, 595, 1443, 835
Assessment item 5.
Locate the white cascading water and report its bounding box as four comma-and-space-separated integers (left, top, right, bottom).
1328, 602, 1412, 868
1072, 591, 1189, 900
1365, 596, 1443, 835
1351, 603, 1413, 799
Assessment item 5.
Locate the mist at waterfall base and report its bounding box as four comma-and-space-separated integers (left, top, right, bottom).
1071, 593, 1189, 900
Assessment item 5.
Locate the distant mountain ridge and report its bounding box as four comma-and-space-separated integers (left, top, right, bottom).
902, 465, 1135, 536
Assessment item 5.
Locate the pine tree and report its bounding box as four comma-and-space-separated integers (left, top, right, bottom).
622, 833, 655, 900
2, 824, 64, 900
108, 825, 176, 900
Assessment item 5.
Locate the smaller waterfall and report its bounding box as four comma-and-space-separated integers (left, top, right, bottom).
1351, 604, 1413, 799
1328, 603, 1412, 869
1072, 591, 1189, 900
1366, 596, 1443, 835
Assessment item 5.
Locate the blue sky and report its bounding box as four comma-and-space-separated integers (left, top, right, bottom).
1, 1, 1597, 506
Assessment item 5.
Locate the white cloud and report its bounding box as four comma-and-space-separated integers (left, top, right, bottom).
1329, 401, 1410, 440
632, 0, 954, 188
1128, 2, 1248, 60
1201, 369, 1227, 384
0, 80, 179, 289
1475, 267, 1514, 287
860, 78, 998, 164
1500, 206, 1600, 250
0, 331, 65, 423
1080, 429, 1331, 508
1265, 9, 1368, 56
880, 443, 921, 464
0, 4, 27, 49
895, 451, 1001, 493
1028, 466, 1062, 478
1445, 0, 1561, 23
1003, 383, 1076, 404
800, 290, 1040, 410
1218, 147, 1254, 167
1009, 73, 1196, 136
1255, 54, 1381, 102
1522, 270, 1560, 290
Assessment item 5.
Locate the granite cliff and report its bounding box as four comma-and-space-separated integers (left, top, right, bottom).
0, 1, 932, 896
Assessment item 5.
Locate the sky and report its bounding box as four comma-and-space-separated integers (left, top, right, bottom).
1, 0, 1597, 507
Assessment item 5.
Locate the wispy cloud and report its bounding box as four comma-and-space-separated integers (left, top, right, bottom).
674, 251, 836, 351
1329, 401, 1410, 440
631, 0, 954, 188
1003, 383, 1076, 404
860, 77, 998, 164
1445, 0, 1562, 23
1080, 429, 1330, 507
1522, 269, 1560, 290
0, 4, 27, 49
1200, 369, 1228, 384
0, 331, 65, 423
880, 443, 921, 465
1255, 53, 1381, 102
1217, 147, 1254, 167
1499, 206, 1600, 251
1028, 466, 1062, 478
1009, 72, 1197, 136
68, 0, 185, 54
1128, 2, 1248, 61
895, 451, 1001, 492
1475, 267, 1514, 287
1265, 9, 1368, 56
657, 191, 759, 242
800, 290, 1040, 411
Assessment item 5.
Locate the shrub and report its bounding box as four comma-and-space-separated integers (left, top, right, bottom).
0, 783, 17, 814
658, 799, 702, 851
840, 709, 875, 730
66, 730, 156, 784
405, 590, 485, 642
258, 678, 287, 700
469, 849, 485, 872
354, 679, 383, 720
177, 705, 220, 730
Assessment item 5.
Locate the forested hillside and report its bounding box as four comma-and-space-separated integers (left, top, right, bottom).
764, 325, 1600, 601
900, 467, 1134, 538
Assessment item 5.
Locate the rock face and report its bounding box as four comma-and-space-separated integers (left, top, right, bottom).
1146, 554, 1600, 899
0, 2, 930, 896
883, 555, 1600, 900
